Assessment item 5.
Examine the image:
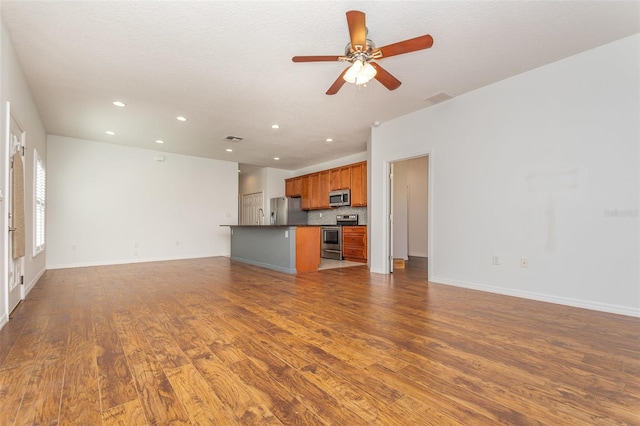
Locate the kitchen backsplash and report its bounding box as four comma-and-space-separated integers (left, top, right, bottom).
307, 206, 367, 225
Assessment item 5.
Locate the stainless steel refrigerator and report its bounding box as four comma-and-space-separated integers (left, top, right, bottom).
270, 197, 307, 225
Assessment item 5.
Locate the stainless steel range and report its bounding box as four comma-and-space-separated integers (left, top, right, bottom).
321, 214, 358, 260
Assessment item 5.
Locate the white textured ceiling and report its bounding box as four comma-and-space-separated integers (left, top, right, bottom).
1, 1, 639, 170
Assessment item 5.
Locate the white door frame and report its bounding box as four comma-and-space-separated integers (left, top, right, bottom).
7, 104, 26, 314
386, 152, 431, 279
388, 163, 394, 273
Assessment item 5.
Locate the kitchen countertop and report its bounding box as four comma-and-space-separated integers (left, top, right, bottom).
220, 224, 320, 227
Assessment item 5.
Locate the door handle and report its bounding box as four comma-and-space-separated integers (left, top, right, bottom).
8, 227, 16, 232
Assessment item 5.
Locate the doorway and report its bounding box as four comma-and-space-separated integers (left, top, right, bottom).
388, 155, 429, 276
241, 192, 264, 225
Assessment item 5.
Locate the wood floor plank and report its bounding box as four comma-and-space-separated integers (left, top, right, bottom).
0, 257, 638, 425
113, 310, 191, 426
102, 397, 147, 425
11, 308, 68, 424
93, 304, 138, 411
186, 346, 282, 425
0, 363, 34, 425
58, 340, 102, 425
164, 363, 240, 425
229, 358, 328, 425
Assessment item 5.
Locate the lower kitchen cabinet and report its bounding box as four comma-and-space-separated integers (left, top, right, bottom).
342, 226, 367, 263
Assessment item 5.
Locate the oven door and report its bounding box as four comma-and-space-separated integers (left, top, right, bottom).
321, 226, 342, 260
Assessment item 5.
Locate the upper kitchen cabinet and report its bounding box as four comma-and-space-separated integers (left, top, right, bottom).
330, 166, 351, 191
350, 162, 367, 207
308, 173, 321, 209
301, 175, 311, 210
318, 171, 331, 209
285, 177, 302, 197
287, 160, 367, 211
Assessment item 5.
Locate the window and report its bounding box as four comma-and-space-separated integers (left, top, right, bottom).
34, 149, 46, 255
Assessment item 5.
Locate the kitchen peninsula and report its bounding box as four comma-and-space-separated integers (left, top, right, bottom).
223, 225, 320, 274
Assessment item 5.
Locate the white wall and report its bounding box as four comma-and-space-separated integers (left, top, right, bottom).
238, 167, 292, 223
407, 156, 428, 257
371, 34, 640, 316
46, 135, 238, 268
392, 161, 408, 260
293, 152, 367, 177
0, 23, 47, 328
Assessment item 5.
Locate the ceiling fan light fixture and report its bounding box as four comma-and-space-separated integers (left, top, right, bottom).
343, 60, 377, 85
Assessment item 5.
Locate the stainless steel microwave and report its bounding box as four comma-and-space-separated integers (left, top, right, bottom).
329, 189, 350, 207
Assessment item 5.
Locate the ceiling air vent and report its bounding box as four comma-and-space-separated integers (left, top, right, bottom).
224, 136, 243, 142
424, 92, 452, 105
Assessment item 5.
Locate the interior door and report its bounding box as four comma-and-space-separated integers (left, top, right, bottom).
7, 114, 25, 313
241, 192, 264, 225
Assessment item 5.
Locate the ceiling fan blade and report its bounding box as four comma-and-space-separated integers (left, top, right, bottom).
326, 67, 350, 95
292, 55, 341, 62
372, 34, 434, 59
346, 10, 366, 52
370, 62, 401, 91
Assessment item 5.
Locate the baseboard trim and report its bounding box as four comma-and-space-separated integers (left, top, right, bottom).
0, 313, 8, 331
430, 276, 640, 318
24, 267, 46, 298
230, 256, 296, 275
46, 253, 227, 270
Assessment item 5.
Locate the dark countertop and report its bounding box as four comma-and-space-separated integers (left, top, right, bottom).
220, 224, 320, 227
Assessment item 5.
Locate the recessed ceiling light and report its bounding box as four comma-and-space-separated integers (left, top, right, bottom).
176, 116, 187, 122
325, 138, 333, 143
105, 130, 116, 135
226, 148, 233, 152
113, 101, 126, 107
271, 124, 280, 129
274, 157, 280, 161
155, 140, 164, 144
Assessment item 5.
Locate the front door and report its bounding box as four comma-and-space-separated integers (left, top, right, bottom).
7, 114, 25, 314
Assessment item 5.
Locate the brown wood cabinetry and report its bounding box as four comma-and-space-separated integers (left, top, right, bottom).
296, 226, 321, 272
288, 161, 367, 211
330, 166, 351, 191
350, 162, 367, 207
285, 177, 302, 197
300, 175, 310, 210
308, 173, 321, 209
318, 171, 331, 209
342, 226, 367, 263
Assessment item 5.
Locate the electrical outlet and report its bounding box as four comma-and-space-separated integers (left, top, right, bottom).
520, 258, 529, 268
492, 255, 500, 265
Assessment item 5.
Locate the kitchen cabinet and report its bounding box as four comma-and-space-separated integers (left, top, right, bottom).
318, 170, 331, 209
296, 226, 321, 272
309, 173, 321, 209
301, 175, 310, 210
286, 161, 367, 210
350, 162, 367, 207
330, 166, 351, 190
285, 177, 302, 197
342, 226, 367, 263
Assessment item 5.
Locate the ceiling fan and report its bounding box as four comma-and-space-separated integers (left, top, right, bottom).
292, 10, 434, 95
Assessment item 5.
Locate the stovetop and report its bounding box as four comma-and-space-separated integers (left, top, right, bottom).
336, 214, 358, 226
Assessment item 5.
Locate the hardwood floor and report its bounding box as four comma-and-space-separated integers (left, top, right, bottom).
1, 257, 638, 425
